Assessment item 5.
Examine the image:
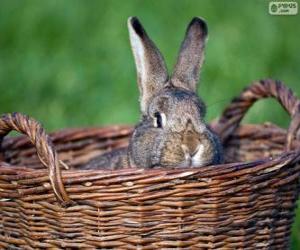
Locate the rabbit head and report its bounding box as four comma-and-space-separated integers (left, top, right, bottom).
127, 17, 223, 168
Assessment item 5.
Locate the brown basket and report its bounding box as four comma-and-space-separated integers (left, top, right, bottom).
0, 79, 300, 249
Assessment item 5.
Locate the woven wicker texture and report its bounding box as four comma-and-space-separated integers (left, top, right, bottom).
0, 79, 300, 249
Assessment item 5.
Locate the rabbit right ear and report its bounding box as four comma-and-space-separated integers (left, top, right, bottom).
128, 17, 169, 113
171, 17, 208, 92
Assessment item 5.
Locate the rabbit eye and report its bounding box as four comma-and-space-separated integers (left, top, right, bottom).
154, 112, 166, 128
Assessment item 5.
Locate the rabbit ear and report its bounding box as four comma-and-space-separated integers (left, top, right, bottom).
171, 17, 208, 92
128, 17, 168, 113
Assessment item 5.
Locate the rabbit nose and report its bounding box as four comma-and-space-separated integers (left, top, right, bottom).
182, 120, 200, 156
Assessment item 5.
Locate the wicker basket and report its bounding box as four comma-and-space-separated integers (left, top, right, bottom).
0, 79, 300, 249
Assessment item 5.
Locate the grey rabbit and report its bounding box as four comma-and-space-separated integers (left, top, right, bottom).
82, 17, 223, 169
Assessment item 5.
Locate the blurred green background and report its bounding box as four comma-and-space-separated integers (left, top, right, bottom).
0, 0, 299, 247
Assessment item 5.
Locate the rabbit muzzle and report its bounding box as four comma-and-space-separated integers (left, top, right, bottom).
177, 120, 210, 167
160, 120, 213, 168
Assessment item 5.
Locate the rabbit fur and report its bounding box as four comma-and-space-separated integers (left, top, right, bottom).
82, 17, 223, 169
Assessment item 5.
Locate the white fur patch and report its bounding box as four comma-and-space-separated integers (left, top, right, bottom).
128, 19, 147, 112
181, 144, 206, 167
192, 144, 206, 166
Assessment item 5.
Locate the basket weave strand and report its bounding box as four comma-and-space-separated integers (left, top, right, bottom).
0, 79, 300, 249
0, 112, 71, 205
215, 79, 300, 151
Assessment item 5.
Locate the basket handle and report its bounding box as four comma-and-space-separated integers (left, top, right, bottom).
0, 112, 72, 206
214, 79, 300, 151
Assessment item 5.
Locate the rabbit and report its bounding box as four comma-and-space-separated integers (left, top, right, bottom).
82, 17, 223, 170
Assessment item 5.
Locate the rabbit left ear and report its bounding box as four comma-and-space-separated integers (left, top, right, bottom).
128, 17, 169, 113
171, 17, 208, 92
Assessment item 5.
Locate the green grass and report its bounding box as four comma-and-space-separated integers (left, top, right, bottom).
0, 0, 300, 247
